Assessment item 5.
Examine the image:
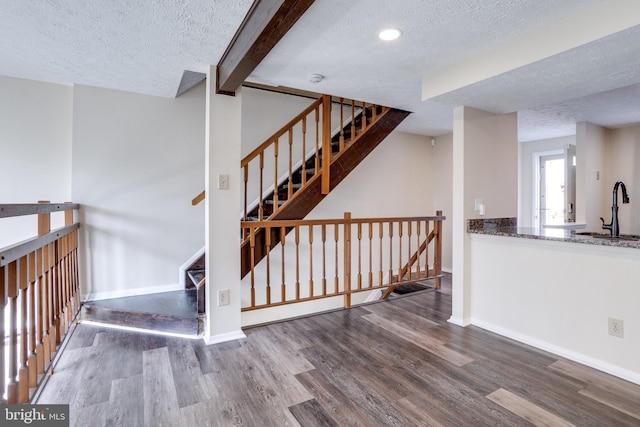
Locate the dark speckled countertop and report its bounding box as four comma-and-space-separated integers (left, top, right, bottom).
467, 217, 640, 249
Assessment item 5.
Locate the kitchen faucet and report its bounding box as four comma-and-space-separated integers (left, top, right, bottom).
600, 181, 629, 237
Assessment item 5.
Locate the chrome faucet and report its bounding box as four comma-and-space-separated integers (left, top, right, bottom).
601, 181, 630, 237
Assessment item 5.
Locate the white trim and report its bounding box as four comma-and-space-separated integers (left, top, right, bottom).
179, 246, 205, 288
205, 329, 247, 345
79, 320, 201, 340
363, 289, 384, 303
82, 283, 183, 302
471, 317, 640, 386
442, 267, 452, 273
448, 316, 471, 327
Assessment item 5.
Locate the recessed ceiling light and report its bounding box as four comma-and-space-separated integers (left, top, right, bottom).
378, 28, 402, 41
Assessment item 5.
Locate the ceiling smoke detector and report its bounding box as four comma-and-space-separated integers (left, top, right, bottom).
378, 28, 402, 41
308, 73, 324, 83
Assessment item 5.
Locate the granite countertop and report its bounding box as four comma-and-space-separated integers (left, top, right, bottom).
467, 218, 640, 249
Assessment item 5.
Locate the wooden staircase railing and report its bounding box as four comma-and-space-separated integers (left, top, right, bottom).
190, 94, 410, 281
240, 212, 445, 311
0, 201, 81, 403
241, 95, 388, 228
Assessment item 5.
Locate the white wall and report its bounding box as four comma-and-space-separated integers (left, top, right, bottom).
606, 125, 640, 234
432, 133, 453, 271
0, 76, 73, 247
518, 135, 576, 227
242, 131, 434, 326
72, 84, 206, 299
469, 234, 640, 384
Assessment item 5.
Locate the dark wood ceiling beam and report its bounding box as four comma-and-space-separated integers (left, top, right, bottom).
216, 0, 316, 96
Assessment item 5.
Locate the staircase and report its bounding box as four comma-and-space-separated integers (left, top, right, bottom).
187, 94, 410, 283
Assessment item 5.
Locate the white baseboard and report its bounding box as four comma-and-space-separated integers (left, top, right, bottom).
205, 330, 247, 345
442, 267, 452, 273
471, 318, 640, 386
179, 246, 205, 288
82, 283, 183, 302
448, 316, 471, 327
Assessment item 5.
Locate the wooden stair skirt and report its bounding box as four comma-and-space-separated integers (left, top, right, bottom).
241, 108, 410, 278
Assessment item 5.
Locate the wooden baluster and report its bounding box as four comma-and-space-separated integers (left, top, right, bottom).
351, 100, 356, 143
339, 98, 345, 151
243, 165, 249, 224
288, 128, 293, 200
378, 223, 384, 285
407, 221, 413, 281
308, 225, 314, 297
315, 106, 320, 173
425, 220, 431, 278
368, 223, 373, 288
357, 222, 362, 290
265, 227, 271, 306
273, 139, 279, 214
295, 226, 300, 301
0, 265, 5, 404
302, 116, 307, 185
48, 243, 57, 358
60, 235, 68, 336
321, 225, 327, 296
435, 211, 443, 289
334, 223, 339, 294
361, 101, 367, 133
35, 247, 44, 375
321, 94, 332, 195
250, 228, 256, 308
42, 245, 51, 367
27, 252, 37, 389
415, 221, 421, 280
52, 241, 60, 346
7, 260, 18, 403
372, 103, 378, 122
259, 152, 265, 220
388, 222, 394, 283
280, 226, 286, 303
18, 257, 29, 403
398, 221, 403, 282
343, 212, 352, 308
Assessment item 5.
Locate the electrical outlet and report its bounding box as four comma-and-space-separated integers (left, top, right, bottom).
218, 289, 230, 306
608, 317, 624, 338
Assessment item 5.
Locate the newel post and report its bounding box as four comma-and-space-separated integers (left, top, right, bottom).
321, 94, 332, 195
434, 210, 443, 289
343, 212, 352, 308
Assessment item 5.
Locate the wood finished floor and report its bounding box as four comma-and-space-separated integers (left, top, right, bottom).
37, 276, 640, 426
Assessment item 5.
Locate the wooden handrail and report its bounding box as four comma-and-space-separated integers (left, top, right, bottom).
1, 201, 81, 403
192, 190, 205, 206
240, 211, 445, 312
240, 95, 389, 226
0, 203, 79, 219
241, 97, 323, 168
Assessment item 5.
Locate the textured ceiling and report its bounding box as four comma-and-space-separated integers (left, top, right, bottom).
2, 0, 640, 141
0, 0, 253, 96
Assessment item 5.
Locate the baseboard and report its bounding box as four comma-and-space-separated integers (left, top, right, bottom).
179, 246, 205, 288
82, 283, 183, 302
471, 318, 640, 386
205, 330, 247, 345
447, 316, 471, 327
442, 267, 452, 273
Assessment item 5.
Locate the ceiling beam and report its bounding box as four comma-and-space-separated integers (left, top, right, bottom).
216, 0, 316, 96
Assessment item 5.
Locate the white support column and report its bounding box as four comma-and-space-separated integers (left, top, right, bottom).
204, 66, 245, 344
450, 106, 518, 326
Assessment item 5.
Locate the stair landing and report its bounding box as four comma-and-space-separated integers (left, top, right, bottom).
81, 289, 203, 336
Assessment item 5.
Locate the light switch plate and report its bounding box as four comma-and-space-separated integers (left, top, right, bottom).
218, 174, 229, 190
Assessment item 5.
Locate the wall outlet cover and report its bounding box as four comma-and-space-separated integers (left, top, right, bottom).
608, 317, 624, 338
